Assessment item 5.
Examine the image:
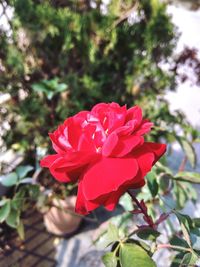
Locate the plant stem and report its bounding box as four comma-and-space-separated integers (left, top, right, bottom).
127, 189, 154, 227
157, 243, 191, 252
127, 190, 146, 214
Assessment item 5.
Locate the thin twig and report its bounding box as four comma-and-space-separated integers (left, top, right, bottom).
178, 155, 187, 172
157, 243, 191, 252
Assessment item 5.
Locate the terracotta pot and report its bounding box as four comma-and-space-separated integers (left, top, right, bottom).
43, 196, 82, 236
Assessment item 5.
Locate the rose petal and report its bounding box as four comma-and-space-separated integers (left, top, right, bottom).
50, 167, 71, 183
40, 154, 60, 167
134, 120, 153, 135
112, 136, 144, 157
126, 106, 142, 125
132, 150, 155, 177
143, 142, 167, 164
75, 180, 99, 215
103, 187, 125, 211
82, 157, 138, 200
102, 132, 119, 157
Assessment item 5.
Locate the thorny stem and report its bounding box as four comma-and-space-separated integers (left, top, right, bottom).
127, 189, 154, 227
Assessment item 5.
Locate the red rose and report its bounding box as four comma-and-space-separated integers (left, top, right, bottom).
41, 103, 166, 215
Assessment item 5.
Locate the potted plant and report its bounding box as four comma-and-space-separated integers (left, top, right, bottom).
36, 170, 83, 237
0, 165, 40, 239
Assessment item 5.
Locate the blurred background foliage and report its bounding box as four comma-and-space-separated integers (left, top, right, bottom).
1, 1, 200, 265
0, 0, 186, 163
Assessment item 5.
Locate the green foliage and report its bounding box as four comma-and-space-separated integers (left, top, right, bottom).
95, 223, 119, 250
0, 0, 178, 157
32, 78, 67, 100
136, 227, 160, 241
102, 252, 118, 267
0, 165, 34, 187
97, 158, 200, 266
119, 193, 134, 211
119, 243, 156, 267
0, 165, 40, 239
174, 171, 200, 184
1, 0, 200, 265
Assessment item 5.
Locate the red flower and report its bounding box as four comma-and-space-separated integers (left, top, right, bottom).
41, 103, 166, 215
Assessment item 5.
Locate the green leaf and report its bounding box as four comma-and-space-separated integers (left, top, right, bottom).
32, 83, 48, 94
18, 177, 33, 184
177, 137, 196, 168
0, 200, 11, 222
6, 209, 19, 228
155, 162, 173, 175
136, 227, 160, 241
0, 172, 18, 186
170, 252, 186, 267
17, 220, 25, 240
102, 252, 118, 267
180, 222, 192, 247
95, 223, 119, 249
173, 183, 188, 209
184, 182, 198, 202
194, 218, 200, 228
32, 79, 67, 99
119, 193, 133, 211
0, 199, 8, 206
127, 238, 151, 253
28, 184, 40, 199
181, 252, 198, 265
119, 243, 156, 267
190, 230, 200, 251
160, 195, 177, 210
110, 212, 133, 231
16, 165, 33, 179
46, 91, 54, 100
147, 171, 158, 197
191, 235, 200, 251
170, 235, 189, 250
176, 213, 192, 247
176, 213, 193, 231
174, 172, 200, 184
57, 83, 68, 92
158, 173, 171, 193
11, 198, 23, 210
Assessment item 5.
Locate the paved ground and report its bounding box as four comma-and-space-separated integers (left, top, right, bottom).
55, 207, 123, 267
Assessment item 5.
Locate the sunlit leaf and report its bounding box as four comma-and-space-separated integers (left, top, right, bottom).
16, 165, 33, 179
6, 209, 19, 228
95, 223, 119, 249
119, 193, 133, 211
0, 172, 18, 187
181, 252, 198, 265
0, 200, 11, 222
174, 172, 200, 184
175, 213, 192, 247
119, 243, 156, 267
102, 252, 118, 267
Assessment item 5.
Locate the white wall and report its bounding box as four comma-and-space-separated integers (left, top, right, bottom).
166, 5, 200, 128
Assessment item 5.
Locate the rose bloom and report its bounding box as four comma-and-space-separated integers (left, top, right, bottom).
41, 103, 166, 215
